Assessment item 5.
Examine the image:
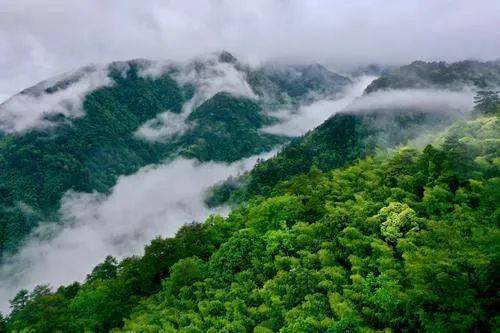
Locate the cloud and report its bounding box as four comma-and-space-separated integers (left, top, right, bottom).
0, 66, 112, 133
1, 0, 499, 102
173, 55, 257, 105
0, 53, 259, 135
135, 55, 258, 142
263, 75, 377, 136
345, 88, 475, 114
0, 151, 277, 312
134, 110, 189, 142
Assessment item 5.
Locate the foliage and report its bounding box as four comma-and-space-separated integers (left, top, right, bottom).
473, 90, 500, 116
5, 115, 499, 332
181, 92, 287, 162
208, 107, 462, 206
208, 58, 500, 207
0, 63, 186, 258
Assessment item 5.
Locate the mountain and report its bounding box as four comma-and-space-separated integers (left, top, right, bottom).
1, 57, 499, 331
208, 60, 500, 205
4, 111, 498, 332
207, 108, 463, 205
249, 63, 352, 105
180, 92, 283, 162
0, 53, 351, 260
365, 59, 500, 93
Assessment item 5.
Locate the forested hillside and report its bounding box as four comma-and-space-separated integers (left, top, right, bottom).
0, 54, 350, 259
206, 108, 462, 206
207, 60, 500, 206
1, 57, 499, 332
3, 108, 499, 332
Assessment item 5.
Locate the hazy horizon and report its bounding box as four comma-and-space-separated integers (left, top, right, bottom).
1, 0, 499, 102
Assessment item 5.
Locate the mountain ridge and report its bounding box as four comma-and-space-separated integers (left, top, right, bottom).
0, 52, 353, 259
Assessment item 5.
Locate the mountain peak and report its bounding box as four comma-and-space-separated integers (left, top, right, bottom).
218, 51, 237, 63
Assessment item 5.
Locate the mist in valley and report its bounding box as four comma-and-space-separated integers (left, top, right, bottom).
0, 69, 380, 312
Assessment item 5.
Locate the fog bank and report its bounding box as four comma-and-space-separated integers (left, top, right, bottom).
263, 76, 377, 136
0, 67, 112, 133
0, 152, 275, 312
346, 88, 475, 113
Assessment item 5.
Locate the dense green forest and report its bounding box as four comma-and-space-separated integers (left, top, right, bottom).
2, 94, 499, 331
180, 92, 286, 162
1, 57, 499, 332
206, 107, 462, 206
0, 55, 349, 259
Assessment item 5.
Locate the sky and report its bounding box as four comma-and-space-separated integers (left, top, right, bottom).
1, 0, 499, 102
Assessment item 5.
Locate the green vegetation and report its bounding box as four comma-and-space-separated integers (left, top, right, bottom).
0, 63, 187, 259
247, 64, 352, 105
208, 61, 500, 207
3, 112, 499, 332
180, 92, 287, 162
2, 58, 500, 331
207, 107, 462, 206
473, 90, 500, 116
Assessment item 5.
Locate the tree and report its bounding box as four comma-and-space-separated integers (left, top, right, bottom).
376, 202, 420, 243
9, 289, 29, 315
0, 313, 6, 333
86, 256, 118, 282
473, 90, 500, 115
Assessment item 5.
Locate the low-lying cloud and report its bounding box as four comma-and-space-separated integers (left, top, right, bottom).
136, 55, 258, 143
173, 56, 257, 106
263, 76, 377, 136
0, 54, 259, 136
0, 66, 112, 133
134, 110, 189, 142
345, 88, 475, 114
0, 152, 276, 312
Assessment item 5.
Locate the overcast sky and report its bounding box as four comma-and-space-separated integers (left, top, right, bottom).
1, 0, 499, 102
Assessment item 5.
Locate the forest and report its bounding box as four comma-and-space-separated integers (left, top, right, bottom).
2, 1, 500, 331
2, 92, 498, 332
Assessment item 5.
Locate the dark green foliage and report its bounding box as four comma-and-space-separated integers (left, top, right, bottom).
208, 107, 461, 206
5, 217, 242, 332
245, 63, 351, 107
3, 57, 500, 331
0, 313, 6, 333
473, 90, 500, 115
6, 115, 499, 332
181, 92, 287, 162
0, 63, 186, 257
1, 58, 322, 258
86, 256, 118, 283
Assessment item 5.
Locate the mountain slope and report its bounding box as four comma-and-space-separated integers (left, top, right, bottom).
0, 54, 352, 259
180, 92, 286, 162
0, 63, 188, 258
208, 60, 500, 205
207, 108, 462, 205
4, 113, 498, 332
